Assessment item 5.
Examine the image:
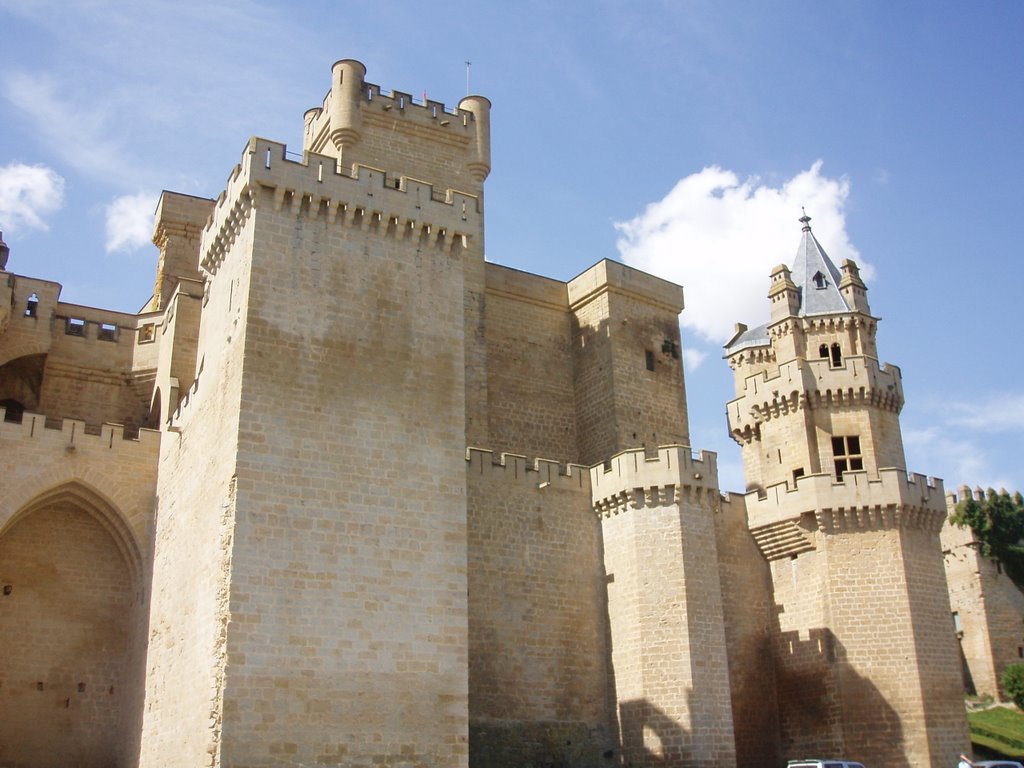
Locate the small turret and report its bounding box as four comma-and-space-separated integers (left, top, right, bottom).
328, 59, 366, 157
839, 258, 871, 314
458, 95, 491, 183
768, 263, 800, 321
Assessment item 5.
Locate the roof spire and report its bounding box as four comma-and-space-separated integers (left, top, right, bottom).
799, 208, 812, 232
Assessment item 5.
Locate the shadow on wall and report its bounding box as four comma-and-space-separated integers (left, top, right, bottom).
775, 627, 906, 768
618, 698, 694, 768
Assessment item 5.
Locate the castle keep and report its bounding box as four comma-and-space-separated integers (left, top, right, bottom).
0, 60, 970, 768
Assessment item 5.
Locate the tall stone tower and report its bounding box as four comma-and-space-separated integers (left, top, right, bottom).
724, 215, 968, 768
139, 60, 489, 767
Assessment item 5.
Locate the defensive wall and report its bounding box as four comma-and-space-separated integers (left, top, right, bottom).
942, 487, 1024, 699
0, 410, 159, 767
465, 448, 615, 767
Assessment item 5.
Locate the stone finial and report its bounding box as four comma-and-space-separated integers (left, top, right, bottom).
799, 209, 812, 232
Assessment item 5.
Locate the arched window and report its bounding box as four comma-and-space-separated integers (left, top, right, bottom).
830, 343, 842, 367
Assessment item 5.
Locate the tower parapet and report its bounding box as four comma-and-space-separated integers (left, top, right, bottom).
200, 137, 480, 277
303, 59, 490, 195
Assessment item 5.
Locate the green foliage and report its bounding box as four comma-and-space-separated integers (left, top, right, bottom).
1005, 666, 1024, 710
968, 705, 1024, 757
951, 489, 1024, 589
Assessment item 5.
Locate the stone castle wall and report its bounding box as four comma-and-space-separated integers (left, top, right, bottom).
0, 414, 159, 768
466, 449, 615, 766
943, 490, 1024, 699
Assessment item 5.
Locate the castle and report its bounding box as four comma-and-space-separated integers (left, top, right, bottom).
0, 60, 976, 768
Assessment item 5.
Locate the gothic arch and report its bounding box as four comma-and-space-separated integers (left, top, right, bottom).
0, 480, 143, 587
0, 479, 147, 767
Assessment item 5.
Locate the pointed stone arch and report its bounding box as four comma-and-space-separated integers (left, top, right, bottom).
0, 479, 147, 767
2, 480, 144, 588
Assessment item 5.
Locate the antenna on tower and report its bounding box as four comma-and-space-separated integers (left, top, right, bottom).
465, 60, 472, 95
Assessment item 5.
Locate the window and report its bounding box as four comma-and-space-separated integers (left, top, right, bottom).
793, 467, 805, 483
830, 343, 842, 367
819, 344, 829, 359
645, 350, 655, 371
139, 324, 156, 344
952, 611, 962, 633
98, 322, 118, 342
65, 317, 86, 336
832, 435, 863, 479
24, 292, 38, 317
812, 271, 827, 289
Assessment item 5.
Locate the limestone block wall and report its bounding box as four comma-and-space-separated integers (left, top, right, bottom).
466, 449, 614, 767
177, 136, 481, 766
749, 473, 969, 768
713, 492, 781, 768
303, 60, 490, 197
569, 262, 689, 467
727, 354, 905, 490
943, 490, 1024, 699
483, 265, 578, 462
138, 211, 255, 767
0, 413, 159, 768
150, 191, 213, 312
593, 447, 736, 768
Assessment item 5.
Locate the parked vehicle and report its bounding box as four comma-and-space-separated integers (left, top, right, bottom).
787, 760, 865, 768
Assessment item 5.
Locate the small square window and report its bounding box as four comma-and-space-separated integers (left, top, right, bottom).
833, 435, 864, 480
98, 323, 118, 342
65, 317, 86, 336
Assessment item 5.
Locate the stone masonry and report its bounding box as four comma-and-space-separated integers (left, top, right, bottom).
0, 60, 985, 768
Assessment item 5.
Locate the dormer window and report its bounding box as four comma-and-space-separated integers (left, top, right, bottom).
812, 271, 827, 289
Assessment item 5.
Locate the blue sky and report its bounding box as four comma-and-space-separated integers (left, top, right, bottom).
1, 0, 1021, 494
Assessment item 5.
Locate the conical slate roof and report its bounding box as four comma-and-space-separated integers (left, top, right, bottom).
724, 214, 852, 355
790, 214, 849, 316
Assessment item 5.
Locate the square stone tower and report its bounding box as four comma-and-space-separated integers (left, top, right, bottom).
139, 62, 490, 767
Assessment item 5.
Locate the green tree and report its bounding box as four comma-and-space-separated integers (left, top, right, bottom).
951, 488, 1024, 590
1002, 663, 1024, 709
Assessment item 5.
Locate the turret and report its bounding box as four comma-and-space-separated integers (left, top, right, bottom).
722, 212, 968, 767
328, 58, 366, 157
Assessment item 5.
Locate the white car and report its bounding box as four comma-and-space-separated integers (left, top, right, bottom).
788, 760, 866, 768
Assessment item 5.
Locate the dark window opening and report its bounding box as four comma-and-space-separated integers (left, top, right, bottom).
793, 467, 805, 483
819, 344, 829, 359
65, 317, 86, 336
812, 271, 827, 289
830, 343, 842, 367
832, 435, 863, 480
98, 322, 118, 342
645, 350, 655, 371
24, 292, 38, 317
1, 399, 25, 423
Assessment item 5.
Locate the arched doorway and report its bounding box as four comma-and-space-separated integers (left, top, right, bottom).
0, 483, 145, 768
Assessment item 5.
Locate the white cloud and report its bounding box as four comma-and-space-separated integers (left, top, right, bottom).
105, 192, 158, 253
943, 393, 1024, 432
903, 426, 1012, 492
682, 346, 707, 372
0, 162, 65, 233
615, 161, 870, 344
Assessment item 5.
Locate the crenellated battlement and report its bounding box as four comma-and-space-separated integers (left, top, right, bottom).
0, 409, 159, 451
302, 60, 491, 186
590, 445, 719, 517
746, 466, 946, 534
465, 447, 589, 493
200, 138, 480, 275
726, 354, 904, 443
